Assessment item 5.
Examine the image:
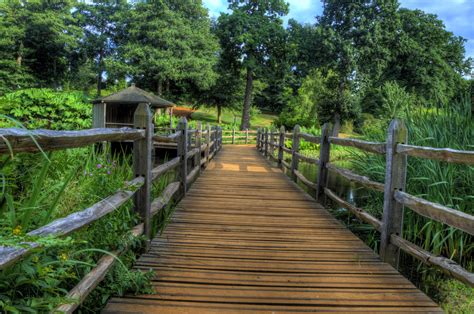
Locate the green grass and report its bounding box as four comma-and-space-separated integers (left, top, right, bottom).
190, 106, 277, 130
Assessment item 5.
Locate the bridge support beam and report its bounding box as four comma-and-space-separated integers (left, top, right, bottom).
316, 123, 331, 201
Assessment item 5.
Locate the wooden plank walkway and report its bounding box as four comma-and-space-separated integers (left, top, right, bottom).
104, 145, 441, 313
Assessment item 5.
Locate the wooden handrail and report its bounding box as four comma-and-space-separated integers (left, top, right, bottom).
324, 188, 382, 232
295, 152, 319, 165
390, 234, 474, 287
394, 191, 474, 235
329, 136, 386, 155
299, 132, 321, 144
326, 163, 384, 192
0, 128, 145, 153
396, 144, 474, 165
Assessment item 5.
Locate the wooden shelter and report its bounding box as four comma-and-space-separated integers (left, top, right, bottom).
92, 84, 175, 129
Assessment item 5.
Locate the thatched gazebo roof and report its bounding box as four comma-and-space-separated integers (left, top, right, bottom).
92, 84, 175, 108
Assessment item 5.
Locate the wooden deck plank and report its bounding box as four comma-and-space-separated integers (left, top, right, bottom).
104, 145, 440, 313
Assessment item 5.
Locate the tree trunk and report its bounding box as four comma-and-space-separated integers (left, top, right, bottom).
97, 48, 104, 97
240, 68, 253, 130
217, 105, 222, 124
332, 113, 341, 137
157, 79, 163, 96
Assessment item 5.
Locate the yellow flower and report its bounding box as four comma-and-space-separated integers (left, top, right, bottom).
59, 253, 68, 262
12, 225, 22, 236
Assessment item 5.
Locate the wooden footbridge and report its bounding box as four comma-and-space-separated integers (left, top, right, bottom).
1, 104, 473, 313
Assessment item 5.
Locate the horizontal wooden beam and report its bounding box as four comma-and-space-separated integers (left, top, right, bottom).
326, 163, 384, 192
186, 147, 200, 160
281, 160, 291, 170
0, 128, 145, 153
150, 182, 180, 217
325, 188, 382, 232
186, 165, 200, 185
396, 144, 474, 165
394, 191, 474, 235
299, 132, 321, 144
329, 137, 386, 155
295, 153, 320, 165
294, 170, 317, 190
390, 234, 474, 287
153, 132, 181, 143
151, 157, 180, 181
54, 224, 144, 313
282, 147, 292, 154
0, 176, 144, 269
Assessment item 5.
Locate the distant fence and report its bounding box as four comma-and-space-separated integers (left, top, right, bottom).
257, 121, 474, 287
0, 104, 223, 313
222, 128, 257, 144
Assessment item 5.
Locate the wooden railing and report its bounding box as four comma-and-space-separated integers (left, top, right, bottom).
222, 128, 257, 144
256, 120, 474, 287
0, 103, 223, 313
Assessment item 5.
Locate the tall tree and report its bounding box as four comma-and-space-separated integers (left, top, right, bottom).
116, 0, 218, 98
217, 0, 289, 130
74, 0, 127, 95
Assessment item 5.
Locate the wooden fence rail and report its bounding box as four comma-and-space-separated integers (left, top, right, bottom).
0, 104, 222, 312
256, 120, 474, 288
222, 128, 257, 144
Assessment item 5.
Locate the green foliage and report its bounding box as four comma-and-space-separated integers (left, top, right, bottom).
0, 89, 91, 130
0, 145, 162, 312
115, 0, 219, 96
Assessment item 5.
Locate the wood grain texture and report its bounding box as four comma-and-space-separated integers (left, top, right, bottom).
326, 163, 384, 192
394, 191, 474, 235
329, 136, 386, 155
0, 128, 144, 153
104, 145, 440, 313
396, 144, 474, 165
299, 132, 321, 144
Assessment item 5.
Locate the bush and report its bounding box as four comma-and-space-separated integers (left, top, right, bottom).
0, 89, 92, 130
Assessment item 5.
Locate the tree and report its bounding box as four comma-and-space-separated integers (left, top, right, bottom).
116, 0, 218, 98
217, 0, 289, 130
74, 0, 127, 95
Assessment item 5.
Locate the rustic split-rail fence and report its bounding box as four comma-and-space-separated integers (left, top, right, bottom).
0, 108, 473, 312
256, 121, 474, 287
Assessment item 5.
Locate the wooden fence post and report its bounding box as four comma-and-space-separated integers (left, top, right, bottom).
258, 129, 261, 150
196, 121, 202, 175
316, 123, 331, 201
270, 130, 275, 157
232, 127, 235, 144
290, 125, 301, 181
380, 119, 408, 268
264, 128, 269, 157
278, 126, 285, 167
133, 103, 153, 242
245, 129, 249, 144
177, 118, 188, 197
206, 123, 211, 165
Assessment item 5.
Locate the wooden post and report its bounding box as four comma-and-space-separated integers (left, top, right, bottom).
278, 126, 285, 167
270, 130, 274, 157
196, 122, 202, 174
245, 129, 249, 144
290, 125, 301, 181
264, 128, 269, 157
257, 129, 261, 150
316, 123, 331, 201
133, 103, 153, 242
177, 118, 188, 197
380, 119, 408, 268
205, 123, 211, 165
169, 107, 173, 128
232, 127, 235, 144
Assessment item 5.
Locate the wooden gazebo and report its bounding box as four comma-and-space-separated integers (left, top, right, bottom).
92, 84, 175, 129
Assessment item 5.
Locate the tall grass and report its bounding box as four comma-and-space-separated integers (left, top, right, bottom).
350, 96, 473, 310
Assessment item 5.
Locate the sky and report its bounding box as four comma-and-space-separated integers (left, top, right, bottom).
203, 0, 474, 60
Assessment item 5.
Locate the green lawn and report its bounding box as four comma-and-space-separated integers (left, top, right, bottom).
191, 107, 277, 130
